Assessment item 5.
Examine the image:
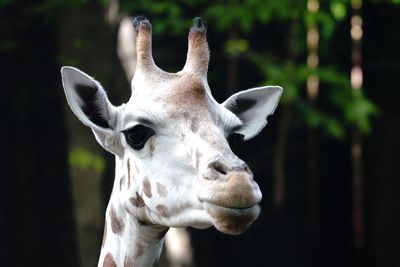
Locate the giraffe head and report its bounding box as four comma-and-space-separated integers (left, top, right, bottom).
61, 17, 282, 235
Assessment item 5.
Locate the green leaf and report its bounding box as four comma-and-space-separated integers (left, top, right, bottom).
330, 0, 347, 21
224, 38, 249, 57
344, 90, 380, 134
299, 101, 346, 139
69, 147, 105, 173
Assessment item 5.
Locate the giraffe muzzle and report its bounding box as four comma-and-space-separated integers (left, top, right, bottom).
197, 159, 262, 234
198, 160, 262, 209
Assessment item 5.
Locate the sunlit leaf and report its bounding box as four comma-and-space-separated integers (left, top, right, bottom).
330, 0, 347, 20
69, 147, 105, 173
224, 38, 249, 57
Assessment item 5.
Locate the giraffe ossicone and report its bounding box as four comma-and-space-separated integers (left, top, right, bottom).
61, 16, 282, 267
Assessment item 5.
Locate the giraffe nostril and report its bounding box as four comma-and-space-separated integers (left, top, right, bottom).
215, 165, 227, 175
208, 161, 228, 175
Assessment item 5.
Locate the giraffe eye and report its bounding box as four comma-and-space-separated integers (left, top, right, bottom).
122, 125, 155, 150
227, 132, 244, 153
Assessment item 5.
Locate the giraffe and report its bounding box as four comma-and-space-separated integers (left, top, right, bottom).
61, 16, 282, 267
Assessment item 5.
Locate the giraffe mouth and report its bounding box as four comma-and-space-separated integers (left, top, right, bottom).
199, 196, 259, 210
203, 201, 260, 235
197, 171, 263, 210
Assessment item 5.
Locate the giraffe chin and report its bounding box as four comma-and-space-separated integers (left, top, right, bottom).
203, 202, 260, 235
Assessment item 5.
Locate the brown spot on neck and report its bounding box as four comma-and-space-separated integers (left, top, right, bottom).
120, 175, 125, 191
143, 177, 152, 198
156, 182, 168, 198
110, 206, 125, 235
130, 192, 145, 207
102, 253, 116, 267
127, 159, 131, 189
156, 204, 169, 217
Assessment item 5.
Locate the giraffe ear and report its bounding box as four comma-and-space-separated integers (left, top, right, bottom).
61, 66, 120, 155
223, 86, 283, 140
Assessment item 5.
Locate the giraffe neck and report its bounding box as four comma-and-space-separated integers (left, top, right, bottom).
98, 156, 168, 267
98, 196, 168, 267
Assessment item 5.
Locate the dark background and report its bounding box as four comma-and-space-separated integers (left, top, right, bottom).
1, 0, 400, 266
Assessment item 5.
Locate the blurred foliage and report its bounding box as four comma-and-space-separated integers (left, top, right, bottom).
69, 147, 105, 172
115, 0, 383, 138
224, 38, 249, 57
3, 0, 395, 138
330, 0, 347, 20
0, 0, 12, 7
